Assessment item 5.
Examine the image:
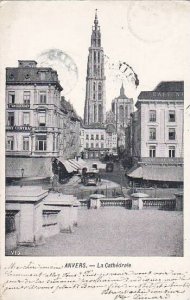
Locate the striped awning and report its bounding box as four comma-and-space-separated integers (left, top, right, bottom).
57, 157, 75, 173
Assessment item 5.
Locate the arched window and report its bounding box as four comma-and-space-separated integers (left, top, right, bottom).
94, 104, 97, 122
98, 52, 100, 63
98, 104, 102, 123
125, 105, 128, 119
93, 82, 96, 100
119, 105, 124, 123
98, 82, 102, 100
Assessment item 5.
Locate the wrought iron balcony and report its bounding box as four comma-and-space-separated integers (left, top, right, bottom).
33, 126, 48, 132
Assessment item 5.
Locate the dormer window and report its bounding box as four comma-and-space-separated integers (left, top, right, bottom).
9, 74, 14, 80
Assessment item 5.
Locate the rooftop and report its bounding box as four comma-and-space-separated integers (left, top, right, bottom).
6, 60, 63, 91
137, 81, 184, 102
60, 96, 81, 121
154, 81, 184, 92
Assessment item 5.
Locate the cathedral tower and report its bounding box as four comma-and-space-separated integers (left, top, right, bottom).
84, 10, 106, 125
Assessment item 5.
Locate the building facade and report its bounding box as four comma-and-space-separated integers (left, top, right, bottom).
105, 124, 117, 153
133, 81, 184, 161
126, 81, 184, 187
60, 97, 81, 160
80, 125, 107, 159
83, 11, 106, 125
6, 60, 80, 179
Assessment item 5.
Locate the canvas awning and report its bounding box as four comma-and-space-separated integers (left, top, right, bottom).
68, 159, 81, 170
127, 165, 183, 182
57, 157, 75, 173
127, 166, 143, 179
6, 157, 53, 178
142, 165, 183, 182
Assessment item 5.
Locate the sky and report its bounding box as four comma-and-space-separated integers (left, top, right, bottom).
0, 1, 190, 117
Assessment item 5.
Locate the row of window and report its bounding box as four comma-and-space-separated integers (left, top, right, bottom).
7, 111, 46, 127
6, 135, 56, 152
86, 134, 104, 140
149, 110, 176, 122
86, 142, 104, 149
8, 91, 50, 105
7, 111, 70, 128
149, 146, 176, 158
149, 128, 176, 140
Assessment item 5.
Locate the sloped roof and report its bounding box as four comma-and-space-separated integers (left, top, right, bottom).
127, 165, 183, 182
60, 97, 81, 121
6, 66, 63, 91
154, 81, 184, 92
138, 81, 184, 101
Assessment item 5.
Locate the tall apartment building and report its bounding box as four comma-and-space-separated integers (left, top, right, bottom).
83, 10, 106, 125
126, 81, 184, 187
6, 60, 80, 179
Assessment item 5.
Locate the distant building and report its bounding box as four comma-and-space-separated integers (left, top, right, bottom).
83, 10, 106, 125
105, 124, 117, 153
6, 60, 80, 180
126, 81, 184, 187
60, 97, 81, 160
111, 84, 134, 150
80, 121, 119, 159
80, 124, 107, 159
111, 83, 134, 130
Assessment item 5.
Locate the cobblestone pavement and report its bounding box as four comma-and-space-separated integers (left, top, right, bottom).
17, 207, 183, 257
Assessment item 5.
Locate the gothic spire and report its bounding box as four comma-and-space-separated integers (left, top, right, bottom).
120, 82, 125, 97
94, 9, 98, 28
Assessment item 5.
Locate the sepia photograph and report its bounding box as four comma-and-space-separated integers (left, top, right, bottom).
2, 1, 186, 259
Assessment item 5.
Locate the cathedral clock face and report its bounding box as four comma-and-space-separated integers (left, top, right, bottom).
37, 49, 78, 95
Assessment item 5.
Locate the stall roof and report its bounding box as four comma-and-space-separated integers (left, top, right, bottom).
127, 165, 183, 182
57, 157, 76, 173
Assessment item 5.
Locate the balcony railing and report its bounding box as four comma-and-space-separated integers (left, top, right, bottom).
33, 126, 47, 132
6, 125, 32, 131
8, 103, 30, 109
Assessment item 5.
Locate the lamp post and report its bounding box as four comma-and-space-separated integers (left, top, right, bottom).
20, 168, 24, 188
21, 168, 24, 178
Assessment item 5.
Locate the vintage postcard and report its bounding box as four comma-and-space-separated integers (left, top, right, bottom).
0, 0, 190, 299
